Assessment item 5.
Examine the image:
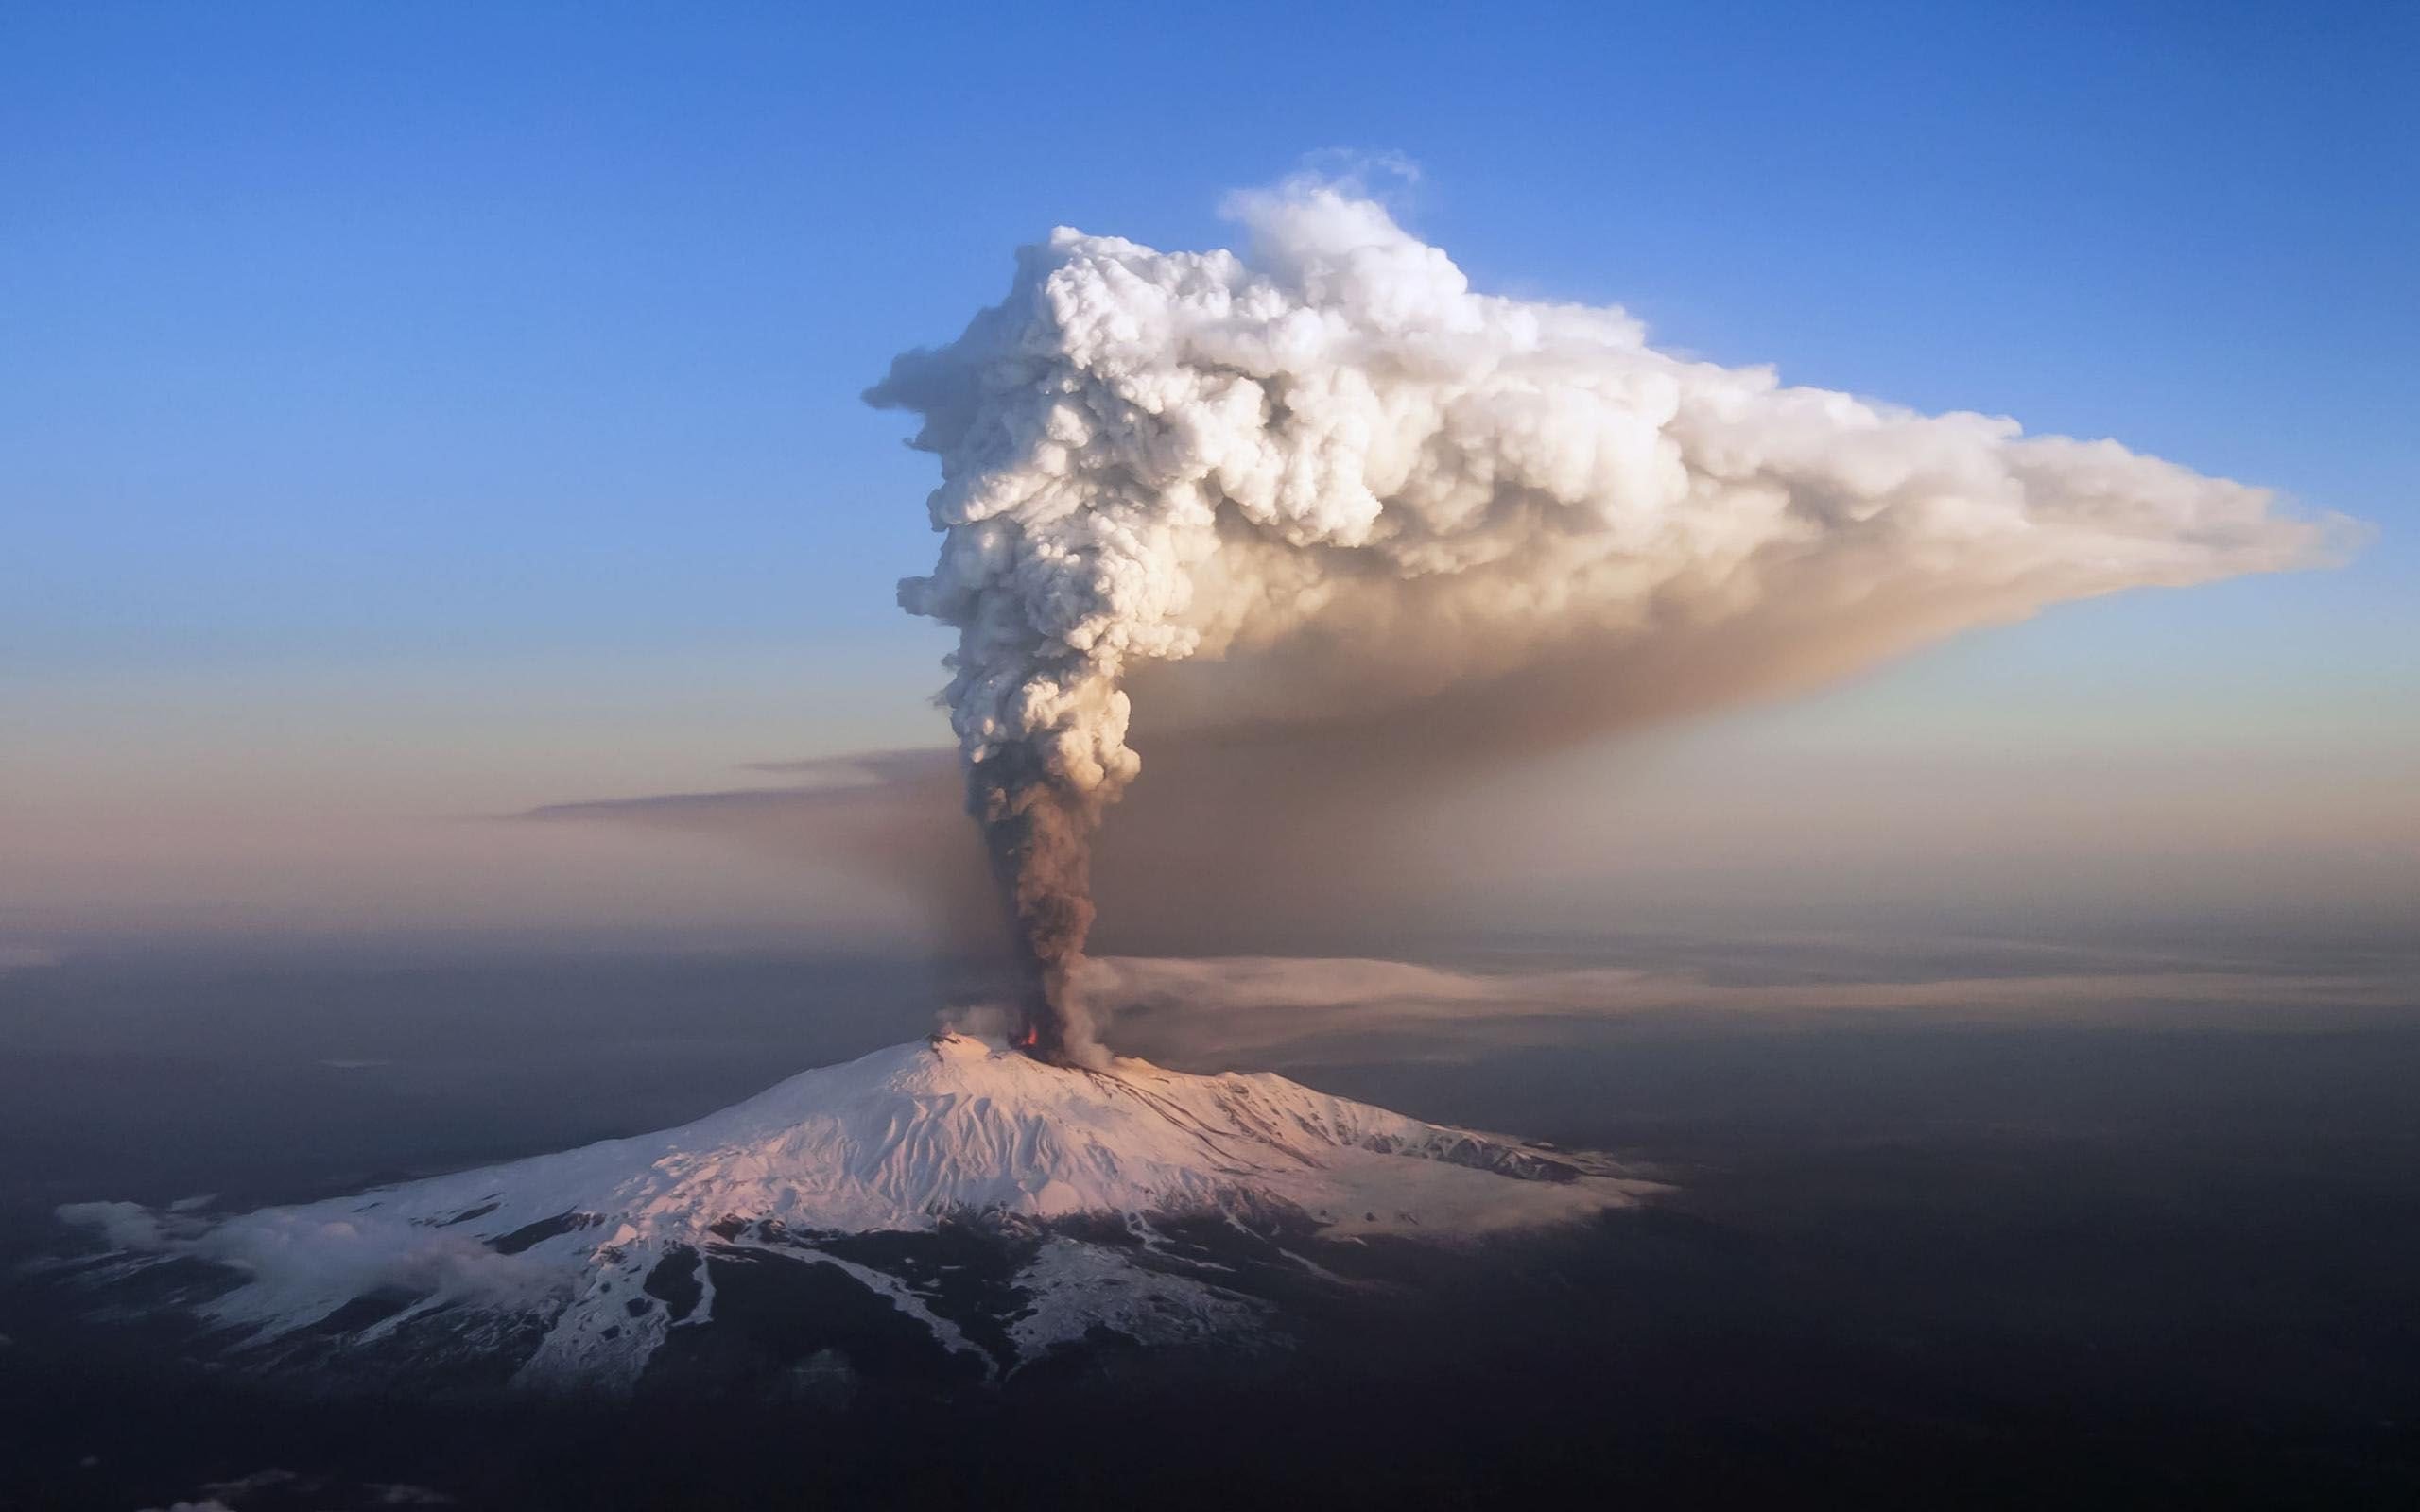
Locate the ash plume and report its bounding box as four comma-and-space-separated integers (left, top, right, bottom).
967, 743, 1104, 1063
869, 177, 2334, 1066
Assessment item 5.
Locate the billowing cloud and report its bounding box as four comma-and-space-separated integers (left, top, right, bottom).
867, 177, 2338, 1060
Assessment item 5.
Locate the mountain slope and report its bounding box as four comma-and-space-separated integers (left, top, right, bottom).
58, 1033, 1651, 1391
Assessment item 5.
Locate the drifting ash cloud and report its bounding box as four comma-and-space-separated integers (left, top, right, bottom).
1084, 954, 2420, 1069
0, 944, 61, 974
867, 176, 2337, 1064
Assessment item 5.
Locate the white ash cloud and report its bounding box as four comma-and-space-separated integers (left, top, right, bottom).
869, 177, 2335, 1064
57, 1200, 565, 1323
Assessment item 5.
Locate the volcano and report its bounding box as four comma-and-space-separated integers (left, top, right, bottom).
55, 1033, 1651, 1395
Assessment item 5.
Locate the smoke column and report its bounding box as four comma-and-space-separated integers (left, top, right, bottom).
869, 179, 2330, 1066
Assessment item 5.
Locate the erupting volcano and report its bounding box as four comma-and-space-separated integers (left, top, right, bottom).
56, 1033, 1649, 1394
48, 178, 2326, 1398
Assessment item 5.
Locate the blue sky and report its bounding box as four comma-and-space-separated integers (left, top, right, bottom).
4, 2, 2414, 951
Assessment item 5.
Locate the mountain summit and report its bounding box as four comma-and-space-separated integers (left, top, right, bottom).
59, 1033, 1650, 1392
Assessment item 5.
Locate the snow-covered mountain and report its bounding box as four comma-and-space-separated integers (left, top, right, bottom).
57, 1033, 1651, 1393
